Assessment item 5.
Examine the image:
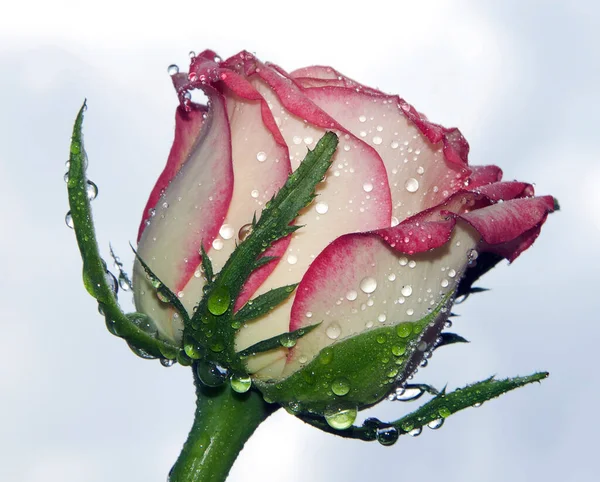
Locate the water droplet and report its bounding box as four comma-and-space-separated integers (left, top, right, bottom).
448, 269, 457, 278
444, 320, 453, 328
363, 182, 374, 193
63, 172, 69, 183
315, 201, 329, 214
391, 216, 400, 227
287, 254, 298, 265
378, 313, 387, 322
428, 418, 444, 430
441, 279, 449, 288
399, 257, 408, 266
401, 285, 413, 297
212, 238, 224, 250
304, 136, 313, 145
324, 407, 357, 430
256, 151, 267, 162
408, 260, 417, 269
388, 273, 396, 281
331, 378, 350, 396
167, 64, 179, 76
391, 344, 406, 356
196, 360, 229, 387
219, 224, 234, 240
156, 290, 170, 303
468, 249, 479, 263
416, 166, 425, 175
251, 189, 259, 199
405, 178, 419, 193
473, 402, 482, 408
293, 136, 302, 145
65, 211, 74, 229
319, 348, 334, 365
438, 407, 451, 418
279, 334, 296, 348
86, 180, 98, 200
207, 286, 231, 315
408, 427, 422, 437
372, 136, 383, 145
396, 323, 412, 338
346, 290, 358, 301
230, 375, 252, 393
184, 342, 203, 359
358, 115, 367, 123
326, 321, 342, 339
359, 277, 377, 294
160, 358, 175, 367
406, 308, 414, 316
238, 223, 253, 241
376, 426, 399, 446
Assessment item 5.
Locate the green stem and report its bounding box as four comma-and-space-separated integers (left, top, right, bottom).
169, 367, 277, 482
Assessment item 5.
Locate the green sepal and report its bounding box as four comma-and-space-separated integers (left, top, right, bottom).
299, 372, 548, 441
66, 102, 181, 360
234, 284, 298, 324
437, 332, 469, 347
256, 294, 453, 414
237, 323, 320, 358
200, 245, 214, 283
131, 244, 190, 325
252, 256, 280, 270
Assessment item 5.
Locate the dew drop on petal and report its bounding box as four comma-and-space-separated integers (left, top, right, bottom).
363, 182, 374, 193
441, 279, 449, 288
378, 313, 387, 322
212, 238, 224, 250
401, 285, 412, 297
372, 136, 383, 145
358, 115, 367, 123
405, 178, 419, 193
346, 290, 358, 301
256, 151, 267, 162
391, 216, 399, 227
360, 277, 377, 294
287, 254, 298, 265
304, 136, 313, 145
448, 269, 457, 278
399, 257, 408, 266
251, 189, 259, 199
388, 273, 396, 281
406, 308, 414, 316
219, 224, 234, 240
315, 201, 329, 214
293, 136, 302, 145
417, 166, 425, 175
326, 321, 342, 340
408, 260, 417, 268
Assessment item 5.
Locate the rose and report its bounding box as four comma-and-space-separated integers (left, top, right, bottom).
132, 50, 554, 416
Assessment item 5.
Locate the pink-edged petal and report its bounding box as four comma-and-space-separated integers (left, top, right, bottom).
468, 164, 503, 189
283, 222, 480, 377
288, 65, 385, 95
137, 91, 207, 241
458, 195, 555, 261
475, 181, 535, 201
301, 86, 471, 222
132, 86, 233, 342
177, 56, 293, 314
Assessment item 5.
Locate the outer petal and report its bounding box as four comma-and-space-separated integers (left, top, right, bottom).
133, 87, 233, 342
300, 86, 470, 222
289, 65, 384, 95
282, 191, 555, 378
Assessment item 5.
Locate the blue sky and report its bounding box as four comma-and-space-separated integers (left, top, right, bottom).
0, 1, 597, 481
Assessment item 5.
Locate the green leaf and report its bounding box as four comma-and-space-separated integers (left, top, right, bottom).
131, 244, 190, 325
237, 323, 321, 358
252, 256, 280, 270
66, 102, 181, 360
200, 244, 214, 282
299, 372, 548, 441
437, 332, 469, 347
234, 284, 298, 324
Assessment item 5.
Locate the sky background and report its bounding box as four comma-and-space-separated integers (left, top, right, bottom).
1, 1, 598, 481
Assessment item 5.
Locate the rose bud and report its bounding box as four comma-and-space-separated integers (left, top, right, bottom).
131, 50, 555, 427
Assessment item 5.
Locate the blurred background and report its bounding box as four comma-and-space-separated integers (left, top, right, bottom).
0, 1, 597, 481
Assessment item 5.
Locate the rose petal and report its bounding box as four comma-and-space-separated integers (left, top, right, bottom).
302, 86, 471, 222
133, 86, 233, 342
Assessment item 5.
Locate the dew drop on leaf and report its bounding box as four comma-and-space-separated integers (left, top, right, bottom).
230, 375, 252, 393
324, 407, 357, 430
376, 426, 399, 446
207, 286, 231, 316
